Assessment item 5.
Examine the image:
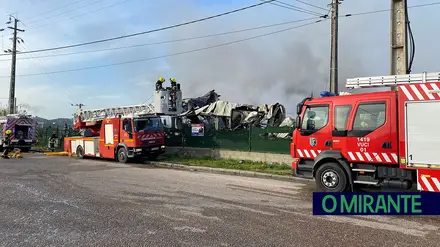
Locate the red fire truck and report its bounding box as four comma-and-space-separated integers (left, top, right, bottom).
64, 104, 165, 163
291, 71, 440, 192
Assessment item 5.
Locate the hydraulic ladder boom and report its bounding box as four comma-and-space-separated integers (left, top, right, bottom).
346, 71, 440, 89
74, 104, 156, 123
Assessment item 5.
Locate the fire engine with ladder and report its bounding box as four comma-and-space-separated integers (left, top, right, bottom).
64, 79, 183, 162
291, 71, 440, 193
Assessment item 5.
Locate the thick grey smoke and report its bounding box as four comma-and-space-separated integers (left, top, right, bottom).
152, 1, 370, 114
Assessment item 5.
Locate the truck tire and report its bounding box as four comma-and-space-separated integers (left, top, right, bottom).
315, 162, 348, 192
76, 146, 84, 159
117, 148, 128, 163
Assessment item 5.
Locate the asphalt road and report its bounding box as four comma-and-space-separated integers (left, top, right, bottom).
0, 154, 439, 247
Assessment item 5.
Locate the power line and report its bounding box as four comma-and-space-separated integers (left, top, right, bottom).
29, 0, 135, 30
17, 43, 75, 104
342, 1, 440, 17
27, 0, 106, 25
263, 0, 325, 16
293, 0, 329, 11
0, 19, 326, 78
4, 0, 437, 59
274, 0, 327, 15
0, 0, 277, 57
0, 17, 319, 61
25, 0, 88, 21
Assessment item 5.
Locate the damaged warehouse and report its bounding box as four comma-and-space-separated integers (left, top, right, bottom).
180, 90, 292, 131
164, 90, 295, 154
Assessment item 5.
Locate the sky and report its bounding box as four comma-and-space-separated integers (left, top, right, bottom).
0, 0, 439, 119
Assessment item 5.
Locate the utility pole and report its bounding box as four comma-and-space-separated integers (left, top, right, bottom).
329, 0, 340, 94
390, 0, 408, 90
72, 103, 85, 110
1, 15, 25, 114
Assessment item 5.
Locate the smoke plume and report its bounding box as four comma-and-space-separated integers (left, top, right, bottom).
152, 1, 369, 114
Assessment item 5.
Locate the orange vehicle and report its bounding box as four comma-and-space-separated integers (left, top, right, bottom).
64, 104, 165, 163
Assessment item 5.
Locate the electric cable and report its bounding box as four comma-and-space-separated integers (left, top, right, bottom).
25, 0, 88, 21
2, 0, 436, 57
27, 0, 106, 25
0, 0, 276, 57
293, 0, 329, 11
0, 16, 320, 61
343, 1, 440, 17
16, 43, 75, 104
262, 0, 324, 16
0, 19, 326, 78
29, 0, 136, 30
405, 0, 416, 73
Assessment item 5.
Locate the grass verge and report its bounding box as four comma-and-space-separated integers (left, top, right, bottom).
162, 154, 292, 176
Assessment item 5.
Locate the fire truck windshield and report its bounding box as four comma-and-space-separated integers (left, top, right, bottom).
301, 106, 329, 130
134, 118, 163, 132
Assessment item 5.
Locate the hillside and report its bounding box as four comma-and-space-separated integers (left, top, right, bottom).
35, 117, 73, 128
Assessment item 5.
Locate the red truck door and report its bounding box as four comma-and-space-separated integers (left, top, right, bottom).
343, 93, 398, 165
100, 119, 118, 159
295, 102, 333, 160
331, 104, 353, 151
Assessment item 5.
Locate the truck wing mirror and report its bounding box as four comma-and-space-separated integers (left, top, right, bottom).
296, 104, 302, 115
295, 116, 301, 129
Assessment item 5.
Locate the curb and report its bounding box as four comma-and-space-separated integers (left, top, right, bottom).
150, 161, 314, 183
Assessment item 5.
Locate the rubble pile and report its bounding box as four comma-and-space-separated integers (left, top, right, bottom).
179, 90, 294, 138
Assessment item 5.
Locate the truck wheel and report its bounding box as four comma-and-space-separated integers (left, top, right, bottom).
117, 148, 128, 163
76, 146, 84, 159
315, 162, 348, 192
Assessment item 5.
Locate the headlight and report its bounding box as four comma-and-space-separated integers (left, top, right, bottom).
161, 145, 165, 149
135, 148, 142, 152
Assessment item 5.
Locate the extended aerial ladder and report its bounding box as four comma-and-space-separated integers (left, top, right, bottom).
74, 104, 156, 124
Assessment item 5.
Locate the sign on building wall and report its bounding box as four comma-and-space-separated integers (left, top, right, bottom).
191, 124, 204, 136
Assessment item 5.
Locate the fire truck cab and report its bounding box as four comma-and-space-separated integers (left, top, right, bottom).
291, 71, 440, 192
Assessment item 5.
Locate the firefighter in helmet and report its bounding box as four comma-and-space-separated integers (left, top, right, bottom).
156, 77, 165, 91
49, 131, 57, 152
170, 77, 177, 90
1, 129, 12, 159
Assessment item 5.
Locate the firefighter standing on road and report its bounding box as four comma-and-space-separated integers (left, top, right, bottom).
1, 129, 12, 159
155, 77, 165, 91
49, 131, 57, 152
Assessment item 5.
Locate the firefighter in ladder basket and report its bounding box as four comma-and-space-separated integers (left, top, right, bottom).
1, 129, 12, 159
169, 77, 178, 110
155, 77, 165, 91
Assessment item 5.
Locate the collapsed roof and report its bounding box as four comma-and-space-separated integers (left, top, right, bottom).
181, 90, 287, 130
182, 90, 220, 112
